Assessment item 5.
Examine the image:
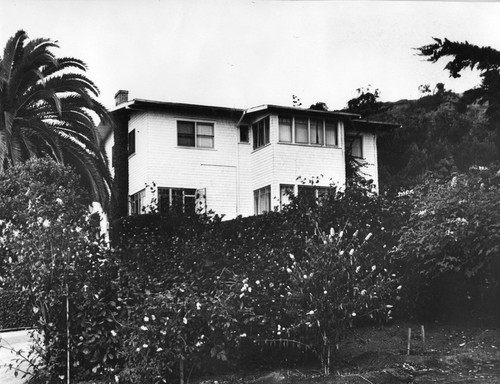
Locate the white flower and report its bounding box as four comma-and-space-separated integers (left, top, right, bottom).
323, 290, 327, 295
239, 333, 247, 338
286, 268, 292, 273
183, 317, 188, 325
303, 274, 308, 279
306, 310, 315, 315
355, 266, 361, 273
156, 347, 163, 352
42, 219, 51, 228
365, 233, 373, 241
140, 325, 148, 331
397, 285, 402, 290
371, 265, 376, 271
55, 198, 63, 205
144, 316, 149, 322
386, 305, 393, 308
349, 249, 354, 256
255, 280, 260, 285
142, 344, 148, 348
330, 227, 335, 236
111, 330, 117, 337
289, 254, 295, 260
151, 315, 156, 320
352, 312, 357, 317
360, 289, 367, 296
196, 302, 202, 310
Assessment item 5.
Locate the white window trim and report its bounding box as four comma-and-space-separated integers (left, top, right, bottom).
177, 119, 215, 149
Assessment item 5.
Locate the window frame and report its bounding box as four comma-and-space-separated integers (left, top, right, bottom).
239, 125, 249, 143
128, 129, 136, 156
158, 187, 199, 214
177, 120, 215, 149
345, 134, 363, 158
278, 116, 338, 147
254, 185, 271, 214
252, 116, 270, 150
129, 189, 145, 215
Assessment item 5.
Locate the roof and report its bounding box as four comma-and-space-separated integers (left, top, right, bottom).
240, 104, 361, 124
99, 98, 398, 141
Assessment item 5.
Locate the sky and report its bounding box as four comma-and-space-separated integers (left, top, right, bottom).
1, 0, 500, 111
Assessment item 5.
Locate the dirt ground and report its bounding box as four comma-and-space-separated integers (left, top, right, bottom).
198, 322, 500, 384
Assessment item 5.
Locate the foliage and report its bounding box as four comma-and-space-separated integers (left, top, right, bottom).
392, 167, 500, 320
0, 289, 32, 329
0, 30, 111, 208
344, 86, 381, 116
0, 158, 122, 383
417, 38, 500, 148
114, 175, 403, 381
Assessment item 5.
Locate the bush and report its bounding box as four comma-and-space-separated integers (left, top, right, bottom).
393, 168, 500, 320
0, 289, 33, 329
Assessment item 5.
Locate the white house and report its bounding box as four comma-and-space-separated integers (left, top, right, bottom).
101, 90, 396, 220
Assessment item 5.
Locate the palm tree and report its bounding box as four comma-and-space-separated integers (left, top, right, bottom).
0, 30, 111, 209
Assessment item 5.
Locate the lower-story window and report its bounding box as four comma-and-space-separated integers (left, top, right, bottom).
254, 185, 271, 214
297, 185, 330, 201
129, 189, 145, 215
280, 184, 294, 208
158, 187, 206, 214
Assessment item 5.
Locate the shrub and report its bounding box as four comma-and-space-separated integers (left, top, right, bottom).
393, 168, 500, 320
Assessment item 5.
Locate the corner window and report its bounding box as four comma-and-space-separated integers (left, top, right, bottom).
346, 135, 363, 158
325, 121, 338, 146
279, 117, 292, 143
254, 185, 271, 214
280, 184, 294, 208
177, 121, 214, 148
158, 187, 201, 214
128, 130, 136, 155
252, 117, 270, 150
310, 119, 324, 145
295, 118, 308, 144
239, 125, 249, 143
129, 189, 145, 215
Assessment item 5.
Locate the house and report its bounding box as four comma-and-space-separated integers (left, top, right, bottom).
100, 90, 397, 220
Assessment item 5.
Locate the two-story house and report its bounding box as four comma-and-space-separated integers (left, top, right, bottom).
100, 90, 396, 220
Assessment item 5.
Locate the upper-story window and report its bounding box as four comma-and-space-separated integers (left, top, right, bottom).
240, 125, 249, 143
128, 130, 136, 155
177, 121, 214, 148
279, 116, 338, 146
345, 135, 363, 158
252, 116, 270, 150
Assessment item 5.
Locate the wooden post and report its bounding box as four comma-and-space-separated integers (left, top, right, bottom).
421, 325, 426, 353
179, 359, 184, 384
407, 328, 411, 355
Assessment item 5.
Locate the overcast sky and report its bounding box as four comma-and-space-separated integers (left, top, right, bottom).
1, 0, 500, 111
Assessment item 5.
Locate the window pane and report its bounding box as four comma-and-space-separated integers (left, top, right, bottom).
295, 118, 308, 143
178, 136, 195, 147
280, 184, 294, 207
178, 121, 195, 147
240, 126, 249, 142
279, 117, 292, 142
310, 119, 324, 144
346, 136, 363, 158
128, 130, 136, 155
325, 121, 337, 146
254, 186, 271, 214
197, 123, 213, 136
178, 121, 195, 135
197, 136, 214, 148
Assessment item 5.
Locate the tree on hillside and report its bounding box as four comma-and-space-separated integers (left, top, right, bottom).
417, 38, 500, 138
0, 30, 111, 209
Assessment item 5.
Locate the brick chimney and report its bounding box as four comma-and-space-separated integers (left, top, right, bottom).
114, 90, 129, 106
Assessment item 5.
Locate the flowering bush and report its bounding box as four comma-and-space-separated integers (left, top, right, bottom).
0, 159, 123, 383
393, 168, 500, 319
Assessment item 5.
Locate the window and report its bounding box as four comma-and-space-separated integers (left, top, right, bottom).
129, 189, 145, 215
325, 121, 338, 146
128, 130, 136, 155
177, 121, 214, 148
252, 117, 270, 149
280, 184, 294, 207
295, 118, 308, 144
297, 185, 330, 202
346, 135, 363, 158
254, 186, 271, 214
158, 187, 206, 214
310, 119, 324, 145
279, 116, 292, 142
240, 125, 249, 143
